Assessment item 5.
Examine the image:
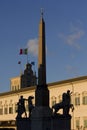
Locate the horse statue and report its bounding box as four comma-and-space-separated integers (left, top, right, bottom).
52, 90, 74, 115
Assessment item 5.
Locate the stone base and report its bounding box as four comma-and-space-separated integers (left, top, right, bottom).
31, 106, 52, 118
16, 110, 71, 130
51, 114, 71, 130
16, 118, 31, 130
31, 106, 52, 130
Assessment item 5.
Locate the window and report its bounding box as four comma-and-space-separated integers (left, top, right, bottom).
75, 97, 80, 106
18, 85, 19, 90
82, 92, 87, 105
84, 120, 87, 128
9, 106, 13, 114
8, 100, 13, 114
0, 107, 3, 115
4, 107, 8, 114
0, 101, 3, 115
75, 93, 80, 106
83, 96, 87, 105
15, 85, 19, 90
4, 101, 8, 114
51, 96, 56, 106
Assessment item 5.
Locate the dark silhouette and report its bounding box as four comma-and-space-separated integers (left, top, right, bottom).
28, 96, 34, 117
52, 90, 74, 115
16, 96, 27, 118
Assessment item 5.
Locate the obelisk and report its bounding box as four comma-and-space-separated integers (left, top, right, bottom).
35, 11, 49, 107
38, 11, 46, 86
31, 11, 52, 130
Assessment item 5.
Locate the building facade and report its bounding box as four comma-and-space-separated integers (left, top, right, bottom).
0, 76, 87, 130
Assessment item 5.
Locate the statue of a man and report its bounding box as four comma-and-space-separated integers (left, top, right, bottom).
16, 96, 27, 118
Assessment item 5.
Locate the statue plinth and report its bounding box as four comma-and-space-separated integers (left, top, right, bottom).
16, 118, 31, 130
31, 83, 52, 130
51, 114, 71, 130
31, 106, 52, 130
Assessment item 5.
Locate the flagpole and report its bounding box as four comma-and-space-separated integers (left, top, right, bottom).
26, 48, 28, 64
27, 53, 28, 64
20, 62, 22, 75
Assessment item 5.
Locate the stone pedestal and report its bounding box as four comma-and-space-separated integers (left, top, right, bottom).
16, 118, 31, 130
16, 112, 71, 130
31, 107, 52, 130
51, 114, 71, 130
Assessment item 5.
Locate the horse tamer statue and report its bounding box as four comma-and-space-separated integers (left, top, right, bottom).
52, 90, 74, 115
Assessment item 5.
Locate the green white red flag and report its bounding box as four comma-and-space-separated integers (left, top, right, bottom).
19, 48, 28, 55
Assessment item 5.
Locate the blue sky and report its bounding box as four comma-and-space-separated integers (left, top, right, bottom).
0, 0, 87, 92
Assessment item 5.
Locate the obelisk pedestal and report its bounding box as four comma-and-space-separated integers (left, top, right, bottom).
31, 106, 52, 130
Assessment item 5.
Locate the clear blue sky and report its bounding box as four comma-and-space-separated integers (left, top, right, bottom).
0, 0, 87, 92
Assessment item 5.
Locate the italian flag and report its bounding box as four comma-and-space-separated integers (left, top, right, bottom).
19, 48, 28, 55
